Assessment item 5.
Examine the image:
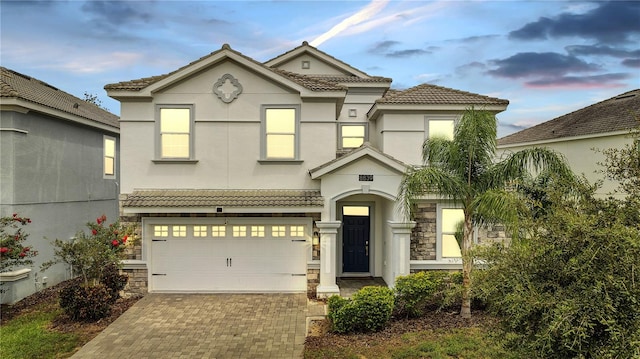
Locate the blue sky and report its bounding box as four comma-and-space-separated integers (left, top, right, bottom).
1, 0, 638, 137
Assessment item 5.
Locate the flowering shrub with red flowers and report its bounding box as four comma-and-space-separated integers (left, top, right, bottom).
41, 215, 135, 322
41, 215, 134, 287
0, 213, 38, 273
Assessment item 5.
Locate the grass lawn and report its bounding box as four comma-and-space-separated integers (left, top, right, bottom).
0, 302, 80, 359
0, 281, 139, 359
304, 312, 517, 359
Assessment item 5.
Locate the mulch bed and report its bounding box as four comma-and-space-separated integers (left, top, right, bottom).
1, 279, 141, 340
305, 310, 498, 350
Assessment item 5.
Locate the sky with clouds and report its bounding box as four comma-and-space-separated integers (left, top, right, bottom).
1, 0, 638, 137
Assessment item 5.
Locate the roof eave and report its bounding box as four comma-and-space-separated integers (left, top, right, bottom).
1, 98, 119, 133
265, 43, 370, 78
123, 206, 323, 214
367, 103, 508, 121
497, 129, 632, 148
309, 145, 408, 179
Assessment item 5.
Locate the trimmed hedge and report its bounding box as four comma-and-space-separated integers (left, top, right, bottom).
59, 282, 112, 321
327, 286, 394, 333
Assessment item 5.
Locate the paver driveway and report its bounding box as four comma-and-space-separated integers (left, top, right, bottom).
71, 293, 308, 359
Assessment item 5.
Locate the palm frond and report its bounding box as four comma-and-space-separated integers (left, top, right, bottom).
397, 166, 467, 219
470, 188, 525, 237
455, 107, 498, 181
489, 147, 574, 189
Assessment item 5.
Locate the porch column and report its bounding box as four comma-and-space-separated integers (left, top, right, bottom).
316, 221, 341, 298
388, 221, 416, 287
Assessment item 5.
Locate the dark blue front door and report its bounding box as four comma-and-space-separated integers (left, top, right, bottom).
343, 215, 370, 273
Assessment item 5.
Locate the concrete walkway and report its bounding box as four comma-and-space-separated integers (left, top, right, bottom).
71, 293, 308, 359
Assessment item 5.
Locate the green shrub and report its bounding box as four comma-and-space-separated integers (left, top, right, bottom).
394, 271, 477, 318
328, 286, 394, 333
59, 282, 112, 321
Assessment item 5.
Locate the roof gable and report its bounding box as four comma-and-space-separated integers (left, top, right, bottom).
1, 67, 119, 130
310, 143, 408, 179
265, 41, 371, 78
105, 44, 347, 98
498, 89, 640, 146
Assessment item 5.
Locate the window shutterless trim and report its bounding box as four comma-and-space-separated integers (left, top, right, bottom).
155, 104, 195, 160
260, 104, 301, 161
103, 135, 116, 179
338, 122, 368, 150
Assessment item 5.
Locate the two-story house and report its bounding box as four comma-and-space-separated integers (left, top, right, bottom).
105, 42, 508, 298
1, 67, 120, 304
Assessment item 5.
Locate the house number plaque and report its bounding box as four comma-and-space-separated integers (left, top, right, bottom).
359, 174, 374, 181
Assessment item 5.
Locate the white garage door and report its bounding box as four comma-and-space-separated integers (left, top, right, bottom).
148, 219, 309, 292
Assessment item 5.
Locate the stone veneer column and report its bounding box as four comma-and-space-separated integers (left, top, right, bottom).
388, 221, 416, 286
315, 221, 341, 298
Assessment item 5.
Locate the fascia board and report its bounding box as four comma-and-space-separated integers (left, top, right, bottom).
123, 206, 323, 214
367, 103, 508, 120
1, 99, 119, 134
497, 130, 632, 149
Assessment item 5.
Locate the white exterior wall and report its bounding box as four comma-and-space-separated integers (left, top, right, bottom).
275, 54, 350, 75
377, 113, 426, 165
119, 60, 340, 193
498, 133, 632, 198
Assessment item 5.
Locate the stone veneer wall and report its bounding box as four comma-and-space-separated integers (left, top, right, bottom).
410, 202, 437, 260
307, 268, 319, 298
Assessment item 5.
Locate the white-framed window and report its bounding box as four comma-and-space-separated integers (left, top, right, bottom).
193, 226, 208, 237
426, 116, 456, 141
437, 205, 465, 259
290, 225, 305, 237
172, 225, 187, 237
232, 225, 247, 237
103, 136, 116, 178
261, 105, 300, 160
338, 123, 367, 150
272, 226, 286, 237
211, 225, 226, 237
153, 225, 168, 237
251, 226, 265, 237
157, 105, 194, 159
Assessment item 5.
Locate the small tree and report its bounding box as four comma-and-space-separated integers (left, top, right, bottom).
41, 214, 131, 286
398, 106, 574, 318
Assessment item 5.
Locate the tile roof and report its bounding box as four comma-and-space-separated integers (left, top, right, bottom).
304, 75, 392, 84
122, 189, 324, 208
498, 89, 640, 146
272, 70, 347, 91
377, 83, 509, 105
1, 67, 119, 129
105, 44, 348, 93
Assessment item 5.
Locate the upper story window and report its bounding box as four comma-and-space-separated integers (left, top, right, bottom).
157, 106, 193, 159
103, 136, 116, 178
426, 117, 455, 141
262, 105, 300, 160
339, 124, 367, 150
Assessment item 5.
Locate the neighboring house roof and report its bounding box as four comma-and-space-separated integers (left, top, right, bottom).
377, 83, 509, 106
121, 189, 324, 208
1, 67, 119, 130
498, 89, 640, 146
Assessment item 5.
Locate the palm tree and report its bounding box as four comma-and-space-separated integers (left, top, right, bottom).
398, 106, 573, 318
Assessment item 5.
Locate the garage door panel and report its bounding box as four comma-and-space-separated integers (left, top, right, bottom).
150, 221, 309, 292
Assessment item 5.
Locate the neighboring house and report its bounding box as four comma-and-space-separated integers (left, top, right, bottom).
105, 42, 508, 298
0, 67, 120, 304
498, 89, 639, 198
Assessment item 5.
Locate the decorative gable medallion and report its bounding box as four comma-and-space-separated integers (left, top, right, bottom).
213, 73, 243, 103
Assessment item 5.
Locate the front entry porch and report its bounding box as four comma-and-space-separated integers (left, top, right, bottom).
337, 277, 387, 298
